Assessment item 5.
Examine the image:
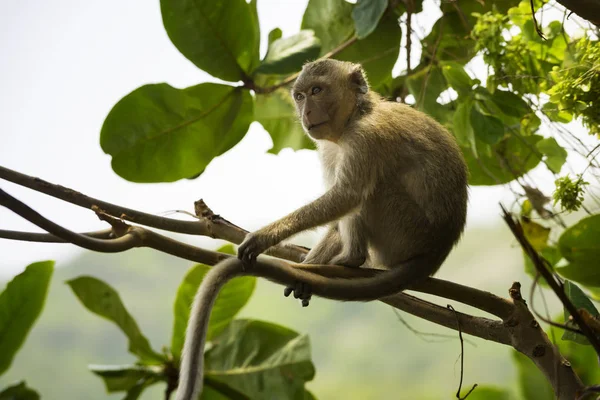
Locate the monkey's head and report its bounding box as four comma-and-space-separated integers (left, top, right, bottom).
291, 59, 370, 141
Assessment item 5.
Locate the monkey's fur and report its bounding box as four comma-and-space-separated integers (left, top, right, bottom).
175, 59, 468, 400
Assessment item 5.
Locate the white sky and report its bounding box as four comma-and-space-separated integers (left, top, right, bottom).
0, 0, 592, 278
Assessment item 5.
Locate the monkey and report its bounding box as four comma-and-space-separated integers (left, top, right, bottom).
175, 59, 469, 400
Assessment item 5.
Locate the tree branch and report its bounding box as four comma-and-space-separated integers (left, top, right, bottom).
0, 168, 587, 398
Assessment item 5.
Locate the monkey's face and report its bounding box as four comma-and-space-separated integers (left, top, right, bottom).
292, 60, 368, 142
291, 83, 335, 140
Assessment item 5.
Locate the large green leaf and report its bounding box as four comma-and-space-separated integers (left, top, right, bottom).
0, 261, 53, 376
352, 0, 388, 39
440, 61, 474, 96
465, 386, 510, 400
67, 277, 164, 364
256, 31, 321, 75
406, 65, 449, 121
100, 83, 253, 183
255, 88, 316, 154
536, 137, 567, 173
171, 245, 256, 361
470, 108, 505, 145
160, 0, 260, 81
90, 365, 161, 395
302, 0, 401, 87
561, 281, 600, 345
464, 135, 543, 185
0, 382, 40, 400
452, 99, 476, 150
512, 351, 553, 400
204, 319, 315, 400
556, 215, 600, 288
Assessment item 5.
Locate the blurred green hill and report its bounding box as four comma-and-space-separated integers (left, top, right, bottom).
1, 224, 542, 399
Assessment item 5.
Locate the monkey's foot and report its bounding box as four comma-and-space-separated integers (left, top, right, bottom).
284, 282, 312, 307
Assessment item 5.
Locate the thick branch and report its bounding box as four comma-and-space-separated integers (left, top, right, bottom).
0, 165, 305, 262
0, 169, 586, 398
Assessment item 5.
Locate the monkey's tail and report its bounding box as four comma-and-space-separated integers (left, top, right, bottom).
175, 258, 243, 400
262, 251, 447, 301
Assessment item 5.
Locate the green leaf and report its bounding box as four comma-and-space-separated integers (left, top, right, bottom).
0, 382, 40, 400
268, 28, 283, 46
255, 88, 316, 154
100, 83, 253, 183
464, 386, 510, 400
490, 90, 531, 119
406, 66, 448, 119
302, 0, 401, 87
171, 246, 255, 361
556, 215, 600, 287
256, 31, 321, 75
90, 365, 161, 393
536, 137, 567, 174
464, 134, 543, 185
352, 0, 388, 39
160, 0, 260, 81
549, 322, 600, 385
440, 62, 473, 96
542, 101, 573, 123
470, 108, 505, 145
204, 319, 315, 399
67, 277, 164, 363
452, 99, 476, 150
0, 261, 53, 376
562, 281, 600, 344
523, 246, 560, 284
512, 351, 553, 400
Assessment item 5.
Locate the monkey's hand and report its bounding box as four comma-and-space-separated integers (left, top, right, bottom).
238, 230, 279, 267
284, 281, 312, 307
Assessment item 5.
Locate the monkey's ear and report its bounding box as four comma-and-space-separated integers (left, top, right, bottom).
349, 66, 369, 94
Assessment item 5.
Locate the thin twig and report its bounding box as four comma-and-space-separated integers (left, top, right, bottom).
447, 304, 478, 399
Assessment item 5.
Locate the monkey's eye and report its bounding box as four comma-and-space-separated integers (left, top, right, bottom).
311, 86, 322, 95
294, 92, 305, 101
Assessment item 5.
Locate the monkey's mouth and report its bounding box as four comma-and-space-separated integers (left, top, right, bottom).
307, 122, 327, 130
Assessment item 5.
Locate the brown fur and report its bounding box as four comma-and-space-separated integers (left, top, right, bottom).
176, 59, 469, 400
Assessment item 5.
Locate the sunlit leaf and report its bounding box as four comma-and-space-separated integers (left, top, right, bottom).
204, 319, 315, 399
67, 277, 164, 364
100, 83, 253, 183
256, 31, 321, 75
302, 0, 401, 87
352, 0, 388, 39
441, 62, 474, 96
0, 261, 53, 376
536, 137, 567, 173
521, 218, 550, 251
255, 88, 316, 154
171, 245, 255, 361
160, 0, 260, 81
562, 281, 600, 345
556, 215, 600, 287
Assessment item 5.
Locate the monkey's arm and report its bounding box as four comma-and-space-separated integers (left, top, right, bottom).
302, 224, 342, 264
238, 185, 360, 264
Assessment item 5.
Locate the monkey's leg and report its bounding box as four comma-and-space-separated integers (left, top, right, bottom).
330, 215, 368, 267
284, 224, 342, 306
302, 224, 342, 264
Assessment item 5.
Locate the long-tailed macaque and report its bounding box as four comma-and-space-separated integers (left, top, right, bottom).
175, 59, 469, 400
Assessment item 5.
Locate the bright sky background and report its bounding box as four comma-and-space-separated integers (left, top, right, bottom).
0, 0, 592, 279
